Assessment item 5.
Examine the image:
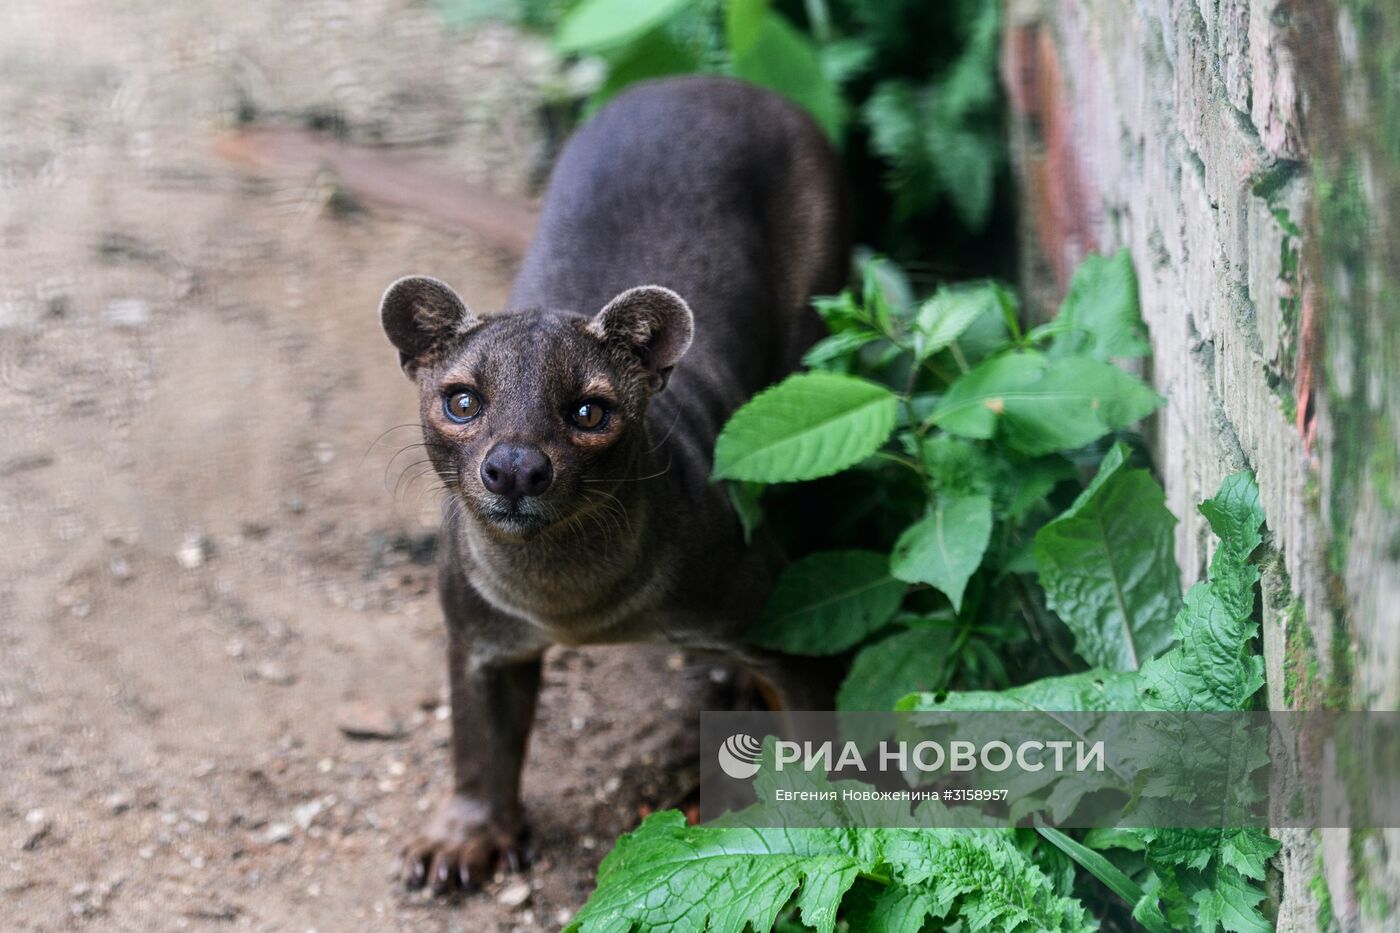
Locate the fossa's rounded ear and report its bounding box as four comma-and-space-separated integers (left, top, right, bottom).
379, 275, 479, 376
589, 286, 694, 392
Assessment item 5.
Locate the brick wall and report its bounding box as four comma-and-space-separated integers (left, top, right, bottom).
1001, 0, 1400, 927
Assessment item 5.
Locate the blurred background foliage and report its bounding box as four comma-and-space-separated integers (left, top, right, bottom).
433, 0, 1014, 282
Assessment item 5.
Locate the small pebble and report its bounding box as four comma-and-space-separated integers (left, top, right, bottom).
335, 701, 405, 741
18, 810, 50, 851
103, 298, 151, 328
292, 798, 327, 831
176, 534, 210, 570
255, 661, 296, 686
497, 878, 531, 908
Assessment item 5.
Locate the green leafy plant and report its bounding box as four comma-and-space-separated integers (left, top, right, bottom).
567, 750, 1096, 933
908, 470, 1278, 931
565, 252, 1281, 930
1033, 443, 1180, 671
858, 1, 1001, 228
716, 249, 1163, 705
456, 0, 1013, 261
538, 0, 846, 138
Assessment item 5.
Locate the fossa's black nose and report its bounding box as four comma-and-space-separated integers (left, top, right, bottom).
480, 442, 553, 500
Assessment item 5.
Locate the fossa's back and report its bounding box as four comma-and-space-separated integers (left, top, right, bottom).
510, 76, 848, 430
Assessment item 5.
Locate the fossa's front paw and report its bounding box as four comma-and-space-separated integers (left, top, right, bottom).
397, 795, 524, 895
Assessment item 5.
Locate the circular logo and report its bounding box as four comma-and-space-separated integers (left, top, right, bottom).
717, 733, 763, 779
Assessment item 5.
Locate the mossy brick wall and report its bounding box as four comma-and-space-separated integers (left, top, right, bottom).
1001, 0, 1400, 927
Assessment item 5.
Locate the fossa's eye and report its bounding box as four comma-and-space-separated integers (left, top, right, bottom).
569, 400, 609, 431
443, 389, 483, 423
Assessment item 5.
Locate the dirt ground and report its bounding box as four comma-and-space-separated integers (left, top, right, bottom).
0, 2, 726, 929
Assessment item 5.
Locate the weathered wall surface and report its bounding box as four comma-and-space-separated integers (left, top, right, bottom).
1001, 0, 1400, 928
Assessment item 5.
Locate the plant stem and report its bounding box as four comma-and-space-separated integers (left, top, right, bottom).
948, 340, 971, 374
803, 0, 833, 43
900, 370, 930, 486
873, 451, 922, 476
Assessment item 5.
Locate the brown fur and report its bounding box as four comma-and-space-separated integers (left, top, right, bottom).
378, 76, 847, 895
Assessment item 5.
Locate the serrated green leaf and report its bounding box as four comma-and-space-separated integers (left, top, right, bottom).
1197, 472, 1266, 619
890, 493, 992, 611
1138, 829, 1273, 881
928, 351, 1047, 439
956, 295, 1014, 362
1138, 589, 1267, 712
1188, 864, 1273, 933
750, 550, 906, 655
998, 357, 1164, 455
793, 861, 859, 933
802, 328, 881, 368
568, 785, 1095, 933
861, 887, 939, 933
1137, 472, 1266, 712
565, 811, 859, 933
837, 627, 951, 710
913, 284, 1000, 361
554, 0, 690, 52
1051, 249, 1150, 360
1217, 829, 1280, 881
931, 351, 1163, 455
1034, 442, 1181, 671
713, 372, 898, 483
758, 773, 1075, 920
731, 12, 844, 139
811, 289, 863, 328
